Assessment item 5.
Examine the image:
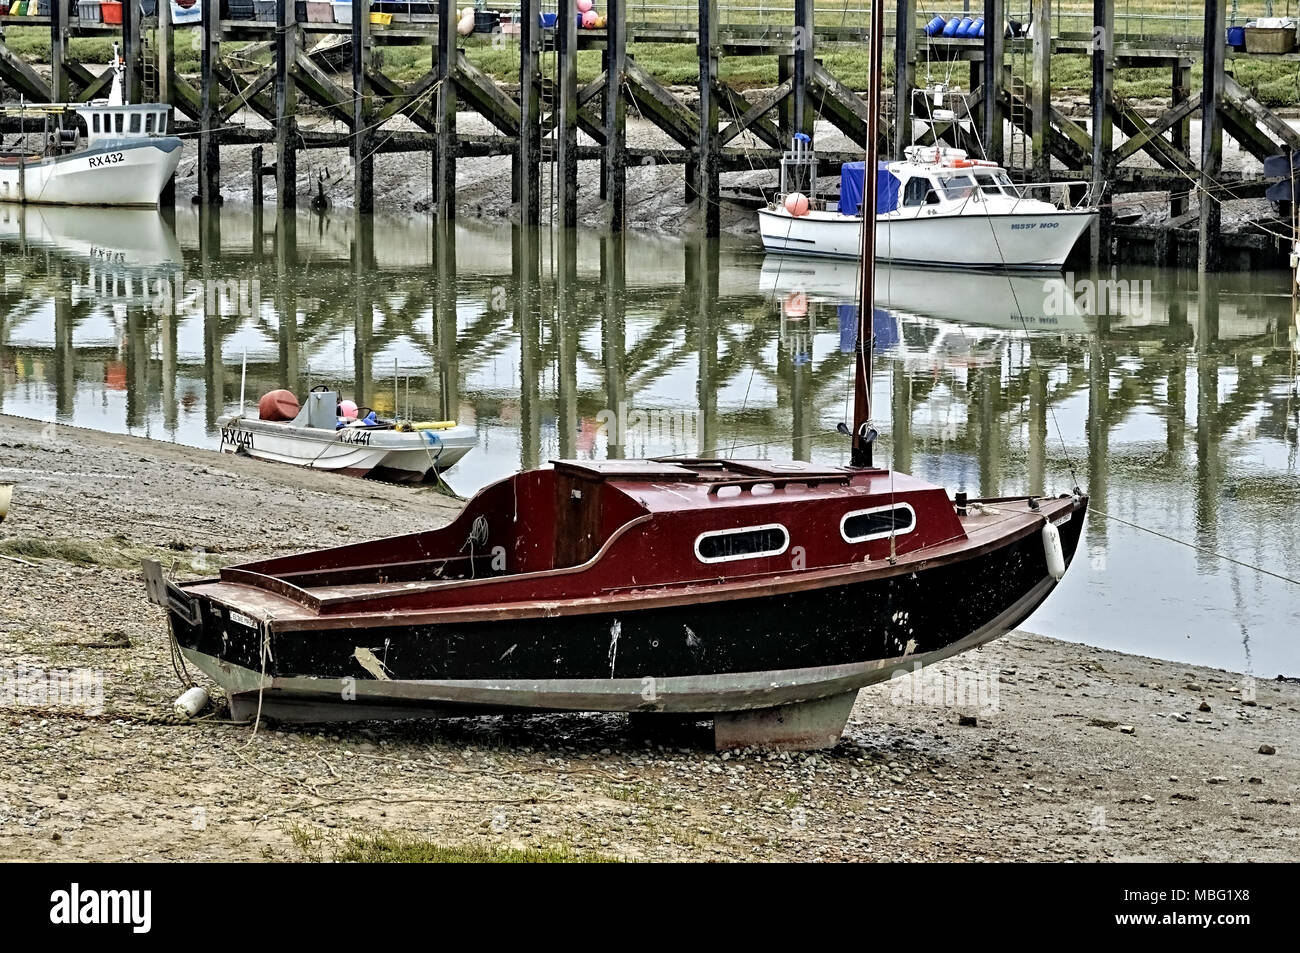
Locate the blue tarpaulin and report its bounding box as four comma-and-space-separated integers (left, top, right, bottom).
839, 162, 900, 217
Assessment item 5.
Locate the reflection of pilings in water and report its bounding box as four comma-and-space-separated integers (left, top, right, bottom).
161, 309, 178, 434
203, 302, 224, 430
601, 233, 627, 460
1027, 361, 1045, 497
275, 210, 300, 392
555, 227, 579, 459
1086, 325, 1110, 549
125, 306, 148, 429
353, 216, 375, 408
53, 280, 75, 420
977, 362, 1004, 497
435, 221, 459, 422
691, 241, 719, 457
1195, 272, 1221, 570
515, 224, 541, 471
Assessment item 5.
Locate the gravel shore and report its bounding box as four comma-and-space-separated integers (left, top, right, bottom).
1, 413, 1296, 862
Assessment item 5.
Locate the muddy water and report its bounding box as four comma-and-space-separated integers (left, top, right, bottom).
1, 204, 1297, 677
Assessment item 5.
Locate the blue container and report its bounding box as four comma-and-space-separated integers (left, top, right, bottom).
926, 15, 946, 36
1227, 26, 1246, 49
971, 18, 984, 37
941, 16, 959, 37
977, 22, 985, 37
956, 17, 974, 37
539, 11, 557, 27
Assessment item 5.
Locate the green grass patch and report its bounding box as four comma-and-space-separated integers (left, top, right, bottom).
331, 830, 621, 863
0, 534, 220, 572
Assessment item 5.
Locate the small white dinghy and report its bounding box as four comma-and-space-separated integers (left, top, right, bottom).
0, 48, 180, 208
759, 139, 1097, 270
218, 386, 476, 483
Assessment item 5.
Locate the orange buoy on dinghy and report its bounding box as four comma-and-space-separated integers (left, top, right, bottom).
258, 389, 300, 422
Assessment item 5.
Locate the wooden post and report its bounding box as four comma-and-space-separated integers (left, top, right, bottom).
894, 0, 915, 160
199, 0, 221, 205
556, 0, 578, 227
50, 0, 67, 102
434, 0, 458, 221
1170, 58, 1192, 221
603, 0, 626, 231
601, 233, 626, 457
352, 0, 372, 213
514, 223, 541, 469
1030, 0, 1051, 188
793, 0, 814, 140
518, 0, 542, 226
275, 0, 299, 210
1200, 0, 1226, 273
982, 0, 1005, 163
1090, 0, 1114, 265
158, 0, 176, 207
122, 0, 141, 104
697, 0, 719, 237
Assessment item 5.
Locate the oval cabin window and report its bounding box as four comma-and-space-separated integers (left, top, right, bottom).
695, 524, 789, 564
840, 504, 916, 543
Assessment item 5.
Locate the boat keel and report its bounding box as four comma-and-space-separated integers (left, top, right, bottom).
712, 689, 859, 751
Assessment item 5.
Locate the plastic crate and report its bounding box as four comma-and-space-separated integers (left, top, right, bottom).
252, 0, 305, 21
226, 0, 255, 18
101, 0, 122, 22
77, 0, 101, 20
330, 0, 349, 21
369, 10, 390, 24
304, 0, 329, 19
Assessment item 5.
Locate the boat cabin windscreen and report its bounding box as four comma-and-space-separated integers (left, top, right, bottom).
901, 176, 940, 206
936, 173, 977, 200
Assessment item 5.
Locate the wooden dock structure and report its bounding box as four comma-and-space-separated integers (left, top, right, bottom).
0, 0, 1297, 269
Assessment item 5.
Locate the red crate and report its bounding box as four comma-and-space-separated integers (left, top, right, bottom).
101, 0, 122, 22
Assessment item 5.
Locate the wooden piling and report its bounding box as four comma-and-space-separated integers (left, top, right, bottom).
792, 0, 814, 140
893, 0, 915, 160
603, 0, 626, 231
158, 0, 175, 207
49, 0, 67, 102
122, 0, 141, 104
352, 1, 373, 214
275, 0, 299, 210
1030, 0, 1052, 188
981, 0, 1005, 163
1170, 59, 1193, 221
697, 0, 720, 237
518, 0, 542, 226
199, 0, 221, 205
1090, 0, 1114, 264
556, 0, 579, 228
434, 0, 458, 221
1200, 0, 1226, 273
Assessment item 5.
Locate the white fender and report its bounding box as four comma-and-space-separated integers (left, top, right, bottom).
173, 686, 209, 718
1041, 520, 1066, 581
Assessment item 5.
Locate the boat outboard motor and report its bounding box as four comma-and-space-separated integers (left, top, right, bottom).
307, 389, 340, 430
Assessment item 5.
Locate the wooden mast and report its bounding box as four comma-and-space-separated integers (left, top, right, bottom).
851, 0, 885, 469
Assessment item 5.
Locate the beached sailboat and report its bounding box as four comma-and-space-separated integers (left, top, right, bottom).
758, 141, 1096, 269
144, 2, 1087, 748
0, 50, 181, 208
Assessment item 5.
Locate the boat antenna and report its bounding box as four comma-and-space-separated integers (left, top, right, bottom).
850, 0, 884, 469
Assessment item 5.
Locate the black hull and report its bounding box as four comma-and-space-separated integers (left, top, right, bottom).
169, 503, 1084, 687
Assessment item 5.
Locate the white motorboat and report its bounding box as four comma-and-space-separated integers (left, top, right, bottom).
218, 387, 477, 483
0, 50, 181, 207
759, 141, 1096, 270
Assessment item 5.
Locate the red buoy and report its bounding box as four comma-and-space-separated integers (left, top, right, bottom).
258, 389, 300, 422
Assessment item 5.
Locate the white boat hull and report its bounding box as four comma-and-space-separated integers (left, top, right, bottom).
0, 138, 182, 207
217, 416, 476, 481
759, 206, 1096, 269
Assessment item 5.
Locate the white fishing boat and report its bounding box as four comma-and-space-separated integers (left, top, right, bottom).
218, 387, 477, 483
759, 140, 1096, 270
0, 50, 180, 207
